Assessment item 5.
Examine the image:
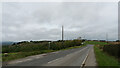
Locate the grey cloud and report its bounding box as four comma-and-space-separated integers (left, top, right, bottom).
2, 2, 118, 42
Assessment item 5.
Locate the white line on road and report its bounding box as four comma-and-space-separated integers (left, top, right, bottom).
80, 47, 91, 68
48, 57, 63, 64
47, 46, 88, 64
66, 47, 87, 57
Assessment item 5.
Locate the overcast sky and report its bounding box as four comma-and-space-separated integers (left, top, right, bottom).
2, 2, 118, 42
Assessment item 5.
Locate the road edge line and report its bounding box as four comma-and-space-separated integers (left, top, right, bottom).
80, 47, 91, 68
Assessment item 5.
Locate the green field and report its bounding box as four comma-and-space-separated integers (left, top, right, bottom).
85, 41, 108, 45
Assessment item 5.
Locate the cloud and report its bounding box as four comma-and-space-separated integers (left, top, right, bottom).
2, 2, 118, 42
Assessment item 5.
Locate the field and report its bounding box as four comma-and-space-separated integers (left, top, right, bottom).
85, 41, 108, 46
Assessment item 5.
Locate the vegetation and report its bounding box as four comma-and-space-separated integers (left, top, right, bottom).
0, 53, 1, 62
3, 40, 119, 67
2, 50, 54, 61
85, 41, 108, 46
87, 41, 120, 67
94, 45, 119, 66
2, 40, 83, 53
103, 44, 120, 59
2, 40, 85, 61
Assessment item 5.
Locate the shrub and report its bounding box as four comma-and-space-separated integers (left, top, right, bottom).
103, 44, 120, 59
2, 40, 82, 53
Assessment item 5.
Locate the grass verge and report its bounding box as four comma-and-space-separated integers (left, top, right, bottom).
2, 50, 54, 62
94, 45, 119, 66
0, 54, 2, 62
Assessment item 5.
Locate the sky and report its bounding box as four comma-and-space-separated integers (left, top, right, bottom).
2, 2, 118, 42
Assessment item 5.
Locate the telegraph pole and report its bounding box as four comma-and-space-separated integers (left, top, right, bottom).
106, 33, 108, 43
62, 25, 64, 41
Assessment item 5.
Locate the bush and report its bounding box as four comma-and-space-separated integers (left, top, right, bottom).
103, 44, 120, 59
50, 40, 82, 50
2, 40, 82, 53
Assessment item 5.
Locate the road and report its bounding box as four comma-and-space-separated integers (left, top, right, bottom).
3, 45, 94, 67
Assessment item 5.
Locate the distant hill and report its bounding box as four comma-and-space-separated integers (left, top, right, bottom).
1, 41, 17, 46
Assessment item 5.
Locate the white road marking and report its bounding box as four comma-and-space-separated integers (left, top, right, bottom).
52, 51, 60, 54
16, 61, 23, 63
80, 47, 91, 68
81, 53, 88, 66
26, 59, 32, 61
47, 46, 88, 64
66, 47, 87, 57
48, 57, 63, 64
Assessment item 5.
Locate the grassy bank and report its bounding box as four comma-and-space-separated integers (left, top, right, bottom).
2, 50, 54, 61
2, 42, 86, 62
94, 45, 119, 66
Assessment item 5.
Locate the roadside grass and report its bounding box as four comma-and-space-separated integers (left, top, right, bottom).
2, 43, 86, 62
2, 50, 55, 62
0, 53, 2, 62
94, 46, 119, 66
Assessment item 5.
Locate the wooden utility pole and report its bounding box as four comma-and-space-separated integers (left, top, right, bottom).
62, 25, 64, 41
106, 33, 108, 43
